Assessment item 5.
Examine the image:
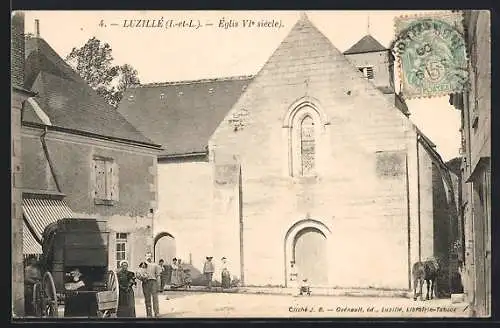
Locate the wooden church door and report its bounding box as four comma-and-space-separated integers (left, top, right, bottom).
293, 227, 328, 285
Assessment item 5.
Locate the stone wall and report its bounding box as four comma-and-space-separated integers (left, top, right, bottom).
11, 11, 27, 317
209, 19, 423, 289
21, 126, 157, 270
155, 159, 214, 271
344, 50, 392, 91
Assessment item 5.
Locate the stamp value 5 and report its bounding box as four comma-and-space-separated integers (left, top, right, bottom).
393, 12, 469, 99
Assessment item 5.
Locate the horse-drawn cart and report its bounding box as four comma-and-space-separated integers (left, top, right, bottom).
33, 218, 119, 318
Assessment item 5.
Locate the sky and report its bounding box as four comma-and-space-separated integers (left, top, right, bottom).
21, 10, 462, 161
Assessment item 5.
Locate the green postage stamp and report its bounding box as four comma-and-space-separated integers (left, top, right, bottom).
393, 12, 468, 99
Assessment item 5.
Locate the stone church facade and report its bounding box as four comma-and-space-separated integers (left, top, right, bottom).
119, 15, 458, 291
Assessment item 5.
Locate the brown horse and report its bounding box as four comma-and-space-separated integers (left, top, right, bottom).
412, 258, 439, 301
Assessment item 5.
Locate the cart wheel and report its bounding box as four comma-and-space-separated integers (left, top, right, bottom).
42, 272, 58, 317
32, 282, 43, 317
106, 270, 119, 317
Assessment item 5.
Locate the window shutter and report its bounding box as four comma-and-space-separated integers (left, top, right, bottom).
366, 67, 374, 80
95, 159, 106, 199
109, 230, 117, 269
105, 161, 112, 200
110, 162, 120, 201
125, 234, 129, 262
90, 160, 96, 199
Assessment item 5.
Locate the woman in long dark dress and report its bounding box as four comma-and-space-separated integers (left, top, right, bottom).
64, 268, 91, 317
117, 260, 136, 318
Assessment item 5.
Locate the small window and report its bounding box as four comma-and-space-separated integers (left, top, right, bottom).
358, 66, 374, 80
160, 93, 165, 99
300, 115, 315, 176
116, 233, 128, 269
93, 157, 119, 203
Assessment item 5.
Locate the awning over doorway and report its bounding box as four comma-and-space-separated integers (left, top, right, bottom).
23, 220, 42, 255
22, 196, 74, 251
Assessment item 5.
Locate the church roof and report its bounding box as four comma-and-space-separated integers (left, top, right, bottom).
117, 75, 254, 157
118, 14, 437, 158
23, 37, 159, 148
343, 34, 387, 55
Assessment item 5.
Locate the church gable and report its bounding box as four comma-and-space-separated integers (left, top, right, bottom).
210, 15, 415, 159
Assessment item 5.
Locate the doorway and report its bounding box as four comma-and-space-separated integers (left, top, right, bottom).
154, 232, 176, 264
293, 227, 328, 285
284, 219, 331, 287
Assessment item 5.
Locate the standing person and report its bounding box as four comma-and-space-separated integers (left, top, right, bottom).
117, 260, 136, 318
137, 252, 162, 318
177, 259, 185, 288
64, 268, 90, 317
170, 258, 179, 288
24, 256, 42, 316
289, 261, 300, 297
158, 259, 167, 292
221, 257, 231, 289
165, 259, 173, 286
299, 278, 311, 296
183, 268, 192, 289
203, 257, 215, 289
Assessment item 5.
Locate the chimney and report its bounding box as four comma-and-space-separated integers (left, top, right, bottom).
11, 11, 25, 88
35, 19, 40, 37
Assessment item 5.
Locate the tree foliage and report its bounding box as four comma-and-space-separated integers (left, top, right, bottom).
117, 64, 140, 93
66, 37, 140, 108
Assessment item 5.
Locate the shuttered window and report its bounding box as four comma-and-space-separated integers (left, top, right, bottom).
358, 66, 374, 80
92, 157, 119, 203
94, 159, 107, 199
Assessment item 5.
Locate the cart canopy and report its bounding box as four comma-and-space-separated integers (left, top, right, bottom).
41, 218, 110, 269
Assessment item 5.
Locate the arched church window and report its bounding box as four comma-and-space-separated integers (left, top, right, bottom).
300, 115, 315, 176
285, 99, 325, 178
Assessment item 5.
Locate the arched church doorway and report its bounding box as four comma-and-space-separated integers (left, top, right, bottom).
154, 232, 176, 264
293, 227, 328, 285
284, 219, 331, 287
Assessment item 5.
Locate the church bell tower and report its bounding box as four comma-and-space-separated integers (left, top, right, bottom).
343, 24, 410, 116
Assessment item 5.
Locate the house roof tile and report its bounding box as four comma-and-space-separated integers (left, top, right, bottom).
117, 76, 254, 157
23, 37, 159, 147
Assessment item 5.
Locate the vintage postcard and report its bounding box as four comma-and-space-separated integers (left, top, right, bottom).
11, 10, 491, 319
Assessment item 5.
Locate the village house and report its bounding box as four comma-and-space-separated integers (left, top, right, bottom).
18, 18, 163, 272
118, 14, 459, 292
11, 11, 36, 317
449, 10, 491, 317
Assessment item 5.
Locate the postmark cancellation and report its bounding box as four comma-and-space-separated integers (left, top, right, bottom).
393, 12, 469, 99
